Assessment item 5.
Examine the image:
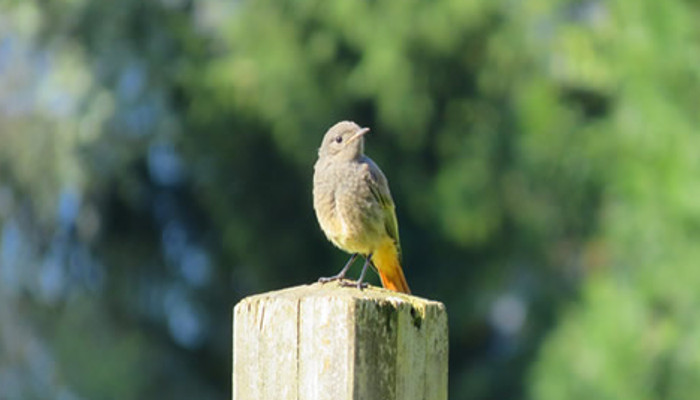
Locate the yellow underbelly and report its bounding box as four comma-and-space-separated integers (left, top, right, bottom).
328, 229, 376, 255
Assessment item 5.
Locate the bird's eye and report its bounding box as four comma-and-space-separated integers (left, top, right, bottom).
335, 136, 343, 143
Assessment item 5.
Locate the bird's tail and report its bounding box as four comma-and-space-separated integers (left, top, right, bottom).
373, 238, 411, 294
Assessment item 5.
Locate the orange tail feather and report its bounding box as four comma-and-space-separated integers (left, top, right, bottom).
373, 239, 411, 294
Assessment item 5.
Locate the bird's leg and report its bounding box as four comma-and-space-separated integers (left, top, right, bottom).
355, 256, 371, 290
340, 254, 371, 290
319, 253, 358, 283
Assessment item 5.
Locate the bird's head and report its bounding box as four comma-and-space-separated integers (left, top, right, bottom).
317, 121, 369, 161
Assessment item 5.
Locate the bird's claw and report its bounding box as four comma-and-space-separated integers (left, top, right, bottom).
318, 275, 344, 284
339, 280, 367, 290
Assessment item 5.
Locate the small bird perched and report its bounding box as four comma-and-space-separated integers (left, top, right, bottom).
313, 121, 410, 294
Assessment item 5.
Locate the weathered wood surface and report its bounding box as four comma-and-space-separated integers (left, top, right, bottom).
233, 282, 448, 400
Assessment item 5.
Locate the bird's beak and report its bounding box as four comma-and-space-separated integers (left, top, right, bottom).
348, 127, 370, 143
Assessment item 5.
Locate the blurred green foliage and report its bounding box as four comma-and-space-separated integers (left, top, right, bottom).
0, 0, 699, 399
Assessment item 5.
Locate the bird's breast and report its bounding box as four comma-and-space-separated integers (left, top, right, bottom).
313, 159, 382, 254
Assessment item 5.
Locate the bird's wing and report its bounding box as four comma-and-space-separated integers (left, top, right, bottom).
364, 158, 402, 259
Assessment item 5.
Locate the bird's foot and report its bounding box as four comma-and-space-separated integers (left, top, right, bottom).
318, 254, 359, 284
318, 274, 345, 284
339, 279, 368, 290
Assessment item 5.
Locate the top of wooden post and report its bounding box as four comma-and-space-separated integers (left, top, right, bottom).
237, 280, 443, 308
233, 282, 448, 400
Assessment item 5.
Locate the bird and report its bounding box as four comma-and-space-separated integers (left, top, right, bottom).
313, 121, 410, 294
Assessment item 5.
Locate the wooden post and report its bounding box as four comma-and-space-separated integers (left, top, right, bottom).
232, 282, 448, 400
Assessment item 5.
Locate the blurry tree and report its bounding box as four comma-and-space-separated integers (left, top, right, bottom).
0, 1, 226, 399
525, 0, 700, 398
0, 0, 698, 399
